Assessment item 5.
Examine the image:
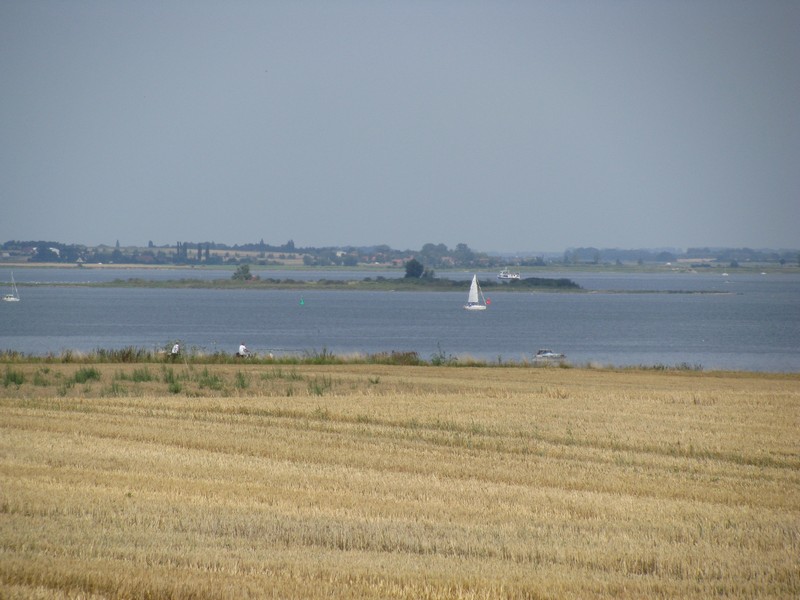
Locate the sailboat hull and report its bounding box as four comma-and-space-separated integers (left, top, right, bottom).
464, 304, 486, 311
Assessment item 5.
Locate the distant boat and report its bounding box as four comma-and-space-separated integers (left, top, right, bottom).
497, 268, 520, 281
464, 274, 487, 311
534, 349, 565, 360
2, 273, 20, 302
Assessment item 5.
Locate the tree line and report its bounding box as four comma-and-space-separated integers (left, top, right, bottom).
2, 239, 798, 269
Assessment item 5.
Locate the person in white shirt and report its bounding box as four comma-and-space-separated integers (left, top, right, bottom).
237, 343, 249, 358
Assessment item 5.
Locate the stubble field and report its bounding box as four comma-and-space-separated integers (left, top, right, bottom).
1, 361, 798, 598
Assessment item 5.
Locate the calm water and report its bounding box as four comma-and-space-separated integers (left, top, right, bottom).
2, 268, 799, 372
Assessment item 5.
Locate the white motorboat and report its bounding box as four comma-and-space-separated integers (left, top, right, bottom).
497, 268, 520, 281
534, 349, 565, 360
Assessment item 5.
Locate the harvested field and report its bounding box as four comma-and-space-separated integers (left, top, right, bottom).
1, 362, 798, 598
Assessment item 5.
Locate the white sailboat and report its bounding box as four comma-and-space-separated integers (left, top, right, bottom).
3, 272, 20, 302
464, 274, 487, 311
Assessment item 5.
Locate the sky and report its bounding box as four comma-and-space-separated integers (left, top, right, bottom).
1, 1, 798, 254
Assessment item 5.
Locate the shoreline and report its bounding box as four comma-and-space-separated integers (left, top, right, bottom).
2, 347, 797, 376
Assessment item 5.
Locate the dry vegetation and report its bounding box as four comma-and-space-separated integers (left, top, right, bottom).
1, 361, 798, 599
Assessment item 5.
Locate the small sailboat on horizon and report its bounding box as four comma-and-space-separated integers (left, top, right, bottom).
3, 272, 20, 302
464, 274, 488, 311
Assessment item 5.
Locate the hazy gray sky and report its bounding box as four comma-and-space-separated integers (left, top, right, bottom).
2, 1, 798, 253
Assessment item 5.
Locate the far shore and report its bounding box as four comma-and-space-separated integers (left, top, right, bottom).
2, 260, 797, 274
1, 261, 244, 270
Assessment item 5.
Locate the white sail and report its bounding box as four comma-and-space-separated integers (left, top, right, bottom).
468, 275, 480, 303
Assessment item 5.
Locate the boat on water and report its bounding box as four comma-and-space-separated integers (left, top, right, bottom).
2, 273, 20, 302
464, 274, 488, 311
534, 349, 565, 360
497, 268, 520, 281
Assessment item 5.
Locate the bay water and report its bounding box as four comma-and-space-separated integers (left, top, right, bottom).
1, 268, 798, 372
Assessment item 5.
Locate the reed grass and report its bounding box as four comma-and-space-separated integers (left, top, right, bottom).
1, 362, 798, 599
0, 346, 705, 370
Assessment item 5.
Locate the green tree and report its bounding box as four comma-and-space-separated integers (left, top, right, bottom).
232, 264, 253, 280
419, 243, 449, 267
453, 243, 474, 264
404, 258, 424, 278
32, 246, 60, 262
